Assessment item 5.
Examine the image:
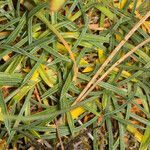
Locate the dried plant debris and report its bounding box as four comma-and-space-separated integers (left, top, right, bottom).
0, 0, 150, 149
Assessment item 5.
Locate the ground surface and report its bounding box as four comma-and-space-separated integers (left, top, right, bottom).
0, 0, 150, 149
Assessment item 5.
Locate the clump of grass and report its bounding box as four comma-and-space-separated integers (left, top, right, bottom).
0, 0, 150, 149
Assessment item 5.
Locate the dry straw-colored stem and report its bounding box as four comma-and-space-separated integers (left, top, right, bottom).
49, 0, 78, 81
73, 11, 150, 105
37, 12, 78, 81
75, 37, 150, 103
56, 32, 78, 81
55, 118, 65, 150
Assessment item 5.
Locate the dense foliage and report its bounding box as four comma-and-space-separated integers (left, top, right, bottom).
0, 0, 150, 149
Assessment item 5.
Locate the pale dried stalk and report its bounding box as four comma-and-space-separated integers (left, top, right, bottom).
55, 119, 65, 150
74, 37, 150, 103
78, 120, 94, 140
55, 30, 78, 81
73, 11, 150, 105
49, 0, 78, 81
37, 13, 78, 81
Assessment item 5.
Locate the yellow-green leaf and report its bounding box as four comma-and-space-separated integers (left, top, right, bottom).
0, 107, 4, 121
70, 107, 85, 120
38, 65, 57, 87
49, 0, 66, 12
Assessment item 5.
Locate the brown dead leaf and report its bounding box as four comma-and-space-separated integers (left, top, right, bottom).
0, 139, 6, 150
